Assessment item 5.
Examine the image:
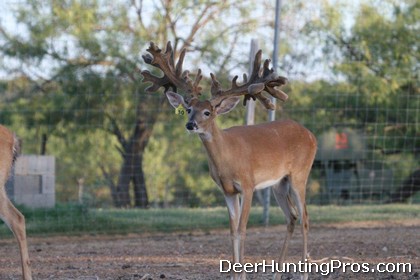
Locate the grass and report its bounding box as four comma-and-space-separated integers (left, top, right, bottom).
0, 203, 419, 238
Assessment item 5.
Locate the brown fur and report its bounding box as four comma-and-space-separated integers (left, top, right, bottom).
0, 125, 32, 280
167, 93, 317, 280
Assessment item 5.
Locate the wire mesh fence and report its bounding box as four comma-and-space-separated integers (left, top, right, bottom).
0, 0, 419, 236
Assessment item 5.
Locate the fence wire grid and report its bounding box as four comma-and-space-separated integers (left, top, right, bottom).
0, 0, 418, 236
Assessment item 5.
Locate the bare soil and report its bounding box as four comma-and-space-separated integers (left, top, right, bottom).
0, 220, 419, 280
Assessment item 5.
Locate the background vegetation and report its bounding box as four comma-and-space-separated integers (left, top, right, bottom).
0, 0, 418, 212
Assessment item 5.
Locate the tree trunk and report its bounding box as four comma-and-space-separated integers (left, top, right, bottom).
133, 154, 149, 208
108, 93, 162, 208
40, 133, 48, 155
112, 118, 154, 208
115, 153, 134, 207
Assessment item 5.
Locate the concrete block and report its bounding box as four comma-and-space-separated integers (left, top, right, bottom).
11, 155, 56, 208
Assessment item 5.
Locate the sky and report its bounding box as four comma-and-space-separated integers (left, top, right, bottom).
0, 0, 366, 82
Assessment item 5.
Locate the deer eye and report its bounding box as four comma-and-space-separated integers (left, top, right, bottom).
186, 108, 191, 114
204, 111, 211, 116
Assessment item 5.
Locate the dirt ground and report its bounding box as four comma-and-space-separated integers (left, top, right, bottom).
0, 220, 419, 280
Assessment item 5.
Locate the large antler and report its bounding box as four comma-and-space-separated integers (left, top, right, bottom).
142, 42, 288, 110
141, 41, 203, 103
210, 50, 288, 110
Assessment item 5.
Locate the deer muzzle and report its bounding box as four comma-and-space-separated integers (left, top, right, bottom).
186, 121, 198, 131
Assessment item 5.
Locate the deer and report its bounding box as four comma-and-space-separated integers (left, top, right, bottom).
141, 42, 317, 280
0, 125, 32, 280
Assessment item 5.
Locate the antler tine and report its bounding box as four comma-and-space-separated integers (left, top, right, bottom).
210, 49, 288, 110
165, 41, 174, 68
193, 69, 203, 94
243, 73, 248, 83
176, 48, 186, 77
141, 41, 201, 103
249, 50, 263, 81
210, 73, 222, 96
262, 58, 272, 77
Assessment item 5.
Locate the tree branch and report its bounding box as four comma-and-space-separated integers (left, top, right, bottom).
131, 0, 146, 30
100, 164, 117, 197
181, 2, 218, 49
105, 113, 127, 149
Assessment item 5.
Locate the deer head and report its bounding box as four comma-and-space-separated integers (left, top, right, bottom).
141, 41, 288, 133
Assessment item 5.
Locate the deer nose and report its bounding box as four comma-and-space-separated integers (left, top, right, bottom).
186, 122, 197, 130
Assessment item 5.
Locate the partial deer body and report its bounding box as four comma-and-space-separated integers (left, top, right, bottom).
0, 125, 32, 280
142, 42, 317, 280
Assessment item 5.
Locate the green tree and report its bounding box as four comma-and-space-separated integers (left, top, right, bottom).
0, 0, 262, 207
307, 0, 418, 154
287, 0, 419, 200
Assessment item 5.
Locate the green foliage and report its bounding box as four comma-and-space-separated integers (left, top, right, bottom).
0, 0, 265, 207
48, 129, 121, 204
0, 0, 418, 207
287, 0, 419, 195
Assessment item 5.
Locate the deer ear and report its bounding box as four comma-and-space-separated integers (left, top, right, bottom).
215, 97, 240, 115
165, 91, 187, 109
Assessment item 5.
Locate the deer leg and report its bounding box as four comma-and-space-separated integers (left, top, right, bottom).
225, 193, 243, 280
237, 189, 253, 280
289, 174, 310, 280
272, 177, 298, 280
225, 193, 241, 264
300, 204, 309, 280
0, 185, 32, 280
224, 189, 253, 280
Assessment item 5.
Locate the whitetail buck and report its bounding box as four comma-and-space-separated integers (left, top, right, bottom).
142, 42, 317, 280
0, 125, 32, 280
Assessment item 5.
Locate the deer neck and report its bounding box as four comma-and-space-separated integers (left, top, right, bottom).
198, 121, 228, 164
